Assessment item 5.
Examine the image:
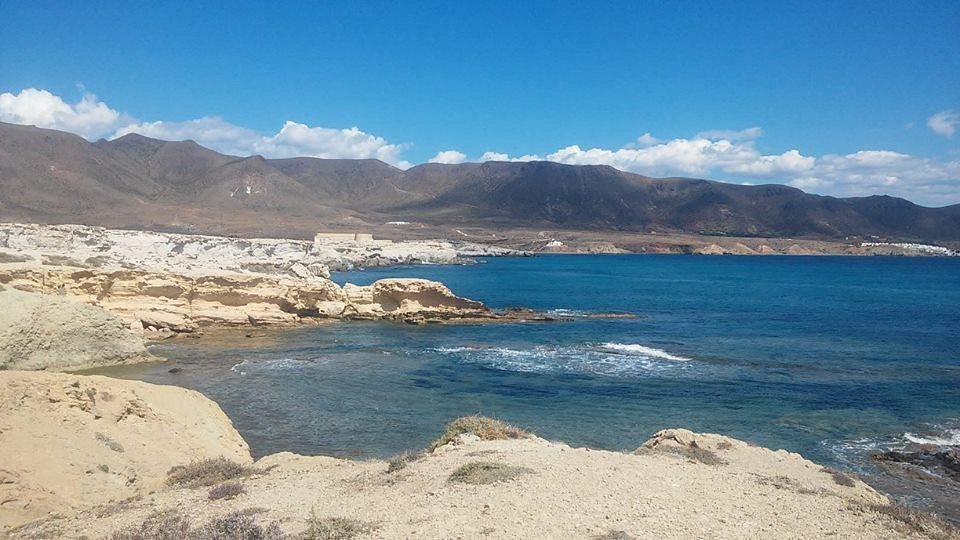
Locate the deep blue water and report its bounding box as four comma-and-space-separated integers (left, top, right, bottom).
95, 255, 960, 510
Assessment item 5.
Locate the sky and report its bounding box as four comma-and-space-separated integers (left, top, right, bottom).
2, 0, 959, 206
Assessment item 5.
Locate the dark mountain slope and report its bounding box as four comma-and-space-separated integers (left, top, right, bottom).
0, 122, 160, 221
388, 161, 960, 240
267, 157, 414, 207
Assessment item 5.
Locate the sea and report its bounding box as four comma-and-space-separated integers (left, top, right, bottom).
92, 254, 960, 519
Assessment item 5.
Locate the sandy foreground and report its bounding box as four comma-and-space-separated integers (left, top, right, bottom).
2, 372, 953, 539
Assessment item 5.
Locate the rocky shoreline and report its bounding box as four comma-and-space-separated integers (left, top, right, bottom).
3, 370, 955, 539
0, 224, 556, 345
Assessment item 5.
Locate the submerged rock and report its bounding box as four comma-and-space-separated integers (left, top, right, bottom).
872, 447, 960, 481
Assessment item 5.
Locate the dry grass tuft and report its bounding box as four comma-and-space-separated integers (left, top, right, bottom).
111, 510, 191, 540
820, 466, 857, 487
715, 440, 733, 450
430, 415, 530, 451
651, 441, 726, 466
208, 481, 246, 500
196, 511, 284, 539
593, 531, 637, 540
111, 509, 284, 539
448, 461, 533, 485
167, 457, 259, 488
869, 502, 958, 540
386, 451, 423, 473
301, 513, 376, 540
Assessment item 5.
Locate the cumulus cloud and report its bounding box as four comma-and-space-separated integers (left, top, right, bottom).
114, 117, 262, 156
635, 132, 661, 147
428, 150, 468, 164
1, 88, 413, 167
117, 118, 413, 168
544, 138, 814, 178
0, 88, 128, 139
927, 110, 959, 137
478, 151, 539, 162
695, 127, 763, 141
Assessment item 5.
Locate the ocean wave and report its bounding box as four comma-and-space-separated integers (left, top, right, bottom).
600, 343, 691, 361
904, 428, 960, 446
433, 342, 693, 377
824, 421, 960, 470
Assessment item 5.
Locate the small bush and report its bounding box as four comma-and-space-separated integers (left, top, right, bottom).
208, 481, 246, 500
715, 440, 733, 450
448, 461, 532, 485
430, 415, 529, 451
386, 451, 423, 473
196, 511, 284, 540
301, 513, 376, 540
167, 457, 259, 488
98, 464, 110, 473
111, 510, 284, 540
648, 441, 726, 466
820, 466, 856, 487
869, 502, 958, 540
96, 432, 125, 453
111, 510, 191, 540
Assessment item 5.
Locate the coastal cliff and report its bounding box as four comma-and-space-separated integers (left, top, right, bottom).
3, 371, 953, 539
0, 223, 532, 335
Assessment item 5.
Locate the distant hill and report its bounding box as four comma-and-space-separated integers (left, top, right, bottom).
2, 121, 959, 241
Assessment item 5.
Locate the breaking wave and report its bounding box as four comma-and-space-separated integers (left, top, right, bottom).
600, 343, 691, 361
434, 342, 693, 377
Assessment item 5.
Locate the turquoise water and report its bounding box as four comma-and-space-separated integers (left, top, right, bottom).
98, 255, 960, 514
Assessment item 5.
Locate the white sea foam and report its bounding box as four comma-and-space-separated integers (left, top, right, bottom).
230, 358, 306, 375
600, 343, 691, 361
904, 429, 960, 446
434, 342, 692, 377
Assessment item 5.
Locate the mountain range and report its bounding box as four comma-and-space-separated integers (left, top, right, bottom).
1, 121, 958, 242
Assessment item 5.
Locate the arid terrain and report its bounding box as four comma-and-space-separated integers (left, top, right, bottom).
3, 371, 955, 539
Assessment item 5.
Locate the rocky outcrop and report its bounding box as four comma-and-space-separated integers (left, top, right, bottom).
0, 222, 524, 277
0, 371, 251, 529
341, 278, 491, 322
8, 405, 932, 539
0, 263, 501, 331
0, 290, 154, 371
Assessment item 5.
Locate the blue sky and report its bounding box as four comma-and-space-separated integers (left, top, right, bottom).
2, 1, 959, 205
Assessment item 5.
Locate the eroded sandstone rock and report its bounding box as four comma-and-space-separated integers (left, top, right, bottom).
0, 290, 154, 371
0, 371, 251, 529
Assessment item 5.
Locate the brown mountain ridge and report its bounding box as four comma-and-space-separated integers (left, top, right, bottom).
1, 121, 958, 242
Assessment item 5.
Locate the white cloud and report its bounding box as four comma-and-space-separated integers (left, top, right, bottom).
114, 117, 262, 156
635, 133, 660, 147
0, 88, 128, 140
695, 127, 763, 141
544, 138, 814, 179
478, 151, 539, 162
116, 118, 413, 168
927, 110, 959, 137
428, 150, 468, 164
